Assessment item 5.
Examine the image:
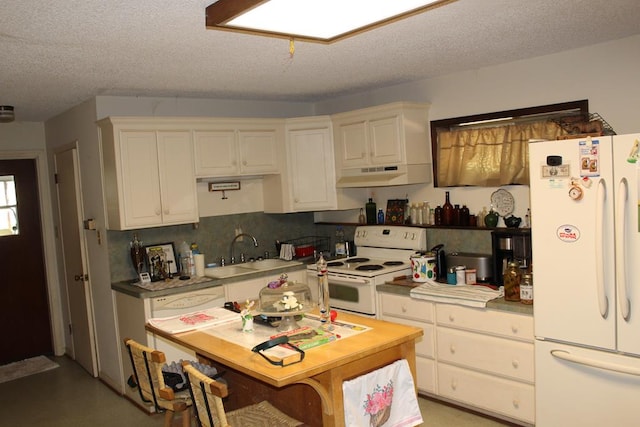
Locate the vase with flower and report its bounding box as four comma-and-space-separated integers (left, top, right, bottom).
240, 300, 254, 332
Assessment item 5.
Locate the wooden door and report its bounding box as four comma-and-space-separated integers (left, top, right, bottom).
54, 148, 97, 375
0, 159, 52, 364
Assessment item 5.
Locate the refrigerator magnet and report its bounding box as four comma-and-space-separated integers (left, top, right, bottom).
569, 178, 583, 201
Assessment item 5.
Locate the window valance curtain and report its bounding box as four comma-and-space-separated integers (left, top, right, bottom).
437, 120, 567, 187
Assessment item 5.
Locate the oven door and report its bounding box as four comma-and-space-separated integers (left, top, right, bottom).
307, 271, 376, 317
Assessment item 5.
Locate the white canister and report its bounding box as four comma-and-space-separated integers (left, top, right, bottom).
455, 265, 466, 285
410, 254, 436, 282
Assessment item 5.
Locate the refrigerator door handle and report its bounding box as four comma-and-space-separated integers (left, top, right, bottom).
550, 349, 640, 376
595, 179, 609, 318
616, 178, 631, 320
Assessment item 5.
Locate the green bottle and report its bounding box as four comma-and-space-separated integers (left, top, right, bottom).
365, 198, 377, 225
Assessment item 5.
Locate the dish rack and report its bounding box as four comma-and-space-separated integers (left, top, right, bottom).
283, 236, 331, 256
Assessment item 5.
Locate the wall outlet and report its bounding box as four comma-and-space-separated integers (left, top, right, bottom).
235, 227, 243, 241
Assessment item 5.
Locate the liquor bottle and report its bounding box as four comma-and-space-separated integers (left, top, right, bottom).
442, 191, 454, 225
365, 198, 377, 225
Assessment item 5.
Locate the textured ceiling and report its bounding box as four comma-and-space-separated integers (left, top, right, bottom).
2, 0, 640, 122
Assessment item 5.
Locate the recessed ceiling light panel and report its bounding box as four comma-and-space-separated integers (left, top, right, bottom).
207, 0, 451, 43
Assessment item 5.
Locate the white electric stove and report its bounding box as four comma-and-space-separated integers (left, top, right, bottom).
306, 225, 427, 317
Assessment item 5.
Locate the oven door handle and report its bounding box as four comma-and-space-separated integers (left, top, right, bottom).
326, 273, 371, 286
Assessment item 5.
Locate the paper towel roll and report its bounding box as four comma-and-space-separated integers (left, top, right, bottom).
194, 254, 205, 277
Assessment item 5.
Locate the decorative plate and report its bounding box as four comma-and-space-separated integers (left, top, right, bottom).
490, 189, 515, 217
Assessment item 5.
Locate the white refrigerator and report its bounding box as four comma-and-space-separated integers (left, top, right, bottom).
529, 134, 640, 426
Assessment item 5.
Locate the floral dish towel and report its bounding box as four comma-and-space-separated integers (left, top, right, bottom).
342, 359, 423, 427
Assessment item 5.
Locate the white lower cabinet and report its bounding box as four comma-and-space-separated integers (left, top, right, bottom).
378, 291, 534, 425
379, 293, 436, 394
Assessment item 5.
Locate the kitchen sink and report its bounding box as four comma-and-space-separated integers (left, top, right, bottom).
204, 265, 255, 279
243, 258, 303, 270
204, 259, 303, 279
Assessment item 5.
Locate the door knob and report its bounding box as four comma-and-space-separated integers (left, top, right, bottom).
74, 274, 88, 282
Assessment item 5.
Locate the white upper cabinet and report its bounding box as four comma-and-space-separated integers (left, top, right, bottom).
263, 117, 362, 213
338, 115, 403, 167
331, 102, 432, 187
99, 118, 199, 230
193, 120, 282, 178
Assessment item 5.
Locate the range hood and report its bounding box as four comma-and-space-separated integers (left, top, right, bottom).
336, 164, 431, 188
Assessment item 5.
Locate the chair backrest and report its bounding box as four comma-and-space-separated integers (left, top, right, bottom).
124, 338, 178, 411
182, 361, 230, 427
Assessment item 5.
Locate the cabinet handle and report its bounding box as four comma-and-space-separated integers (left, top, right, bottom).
512, 399, 520, 409
511, 324, 519, 334
512, 359, 519, 369
401, 305, 407, 313
449, 314, 455, 322
449, 345, 456, 354
450, 379, 457, 390
242, 160, 247, 166
155, 208, 161, 215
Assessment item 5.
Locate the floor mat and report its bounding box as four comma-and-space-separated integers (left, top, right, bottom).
0, 355, 59, 384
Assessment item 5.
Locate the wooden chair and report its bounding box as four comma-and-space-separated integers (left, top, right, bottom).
181, 361, 302, 427
124, 338, 192, 427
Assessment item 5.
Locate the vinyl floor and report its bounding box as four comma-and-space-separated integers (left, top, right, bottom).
0, 355, 511, 426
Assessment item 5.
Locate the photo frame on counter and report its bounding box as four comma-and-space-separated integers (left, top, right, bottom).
385, 199, 406, 225
144, 242, 178, 281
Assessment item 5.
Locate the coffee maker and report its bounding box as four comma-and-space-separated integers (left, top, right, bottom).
491, 229, 531, 286
429, 243, 447, 282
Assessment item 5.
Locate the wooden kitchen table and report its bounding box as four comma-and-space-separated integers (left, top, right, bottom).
146, 312, 422, 427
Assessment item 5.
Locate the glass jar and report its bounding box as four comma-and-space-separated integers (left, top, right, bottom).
503, 261, 522, 302
520, 273, 533, 304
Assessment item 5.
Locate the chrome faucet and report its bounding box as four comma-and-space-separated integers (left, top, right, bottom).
230, 233, 259, 264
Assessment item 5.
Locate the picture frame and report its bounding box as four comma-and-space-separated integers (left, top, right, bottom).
144, 242, 178, 281
385, 199, 406, 225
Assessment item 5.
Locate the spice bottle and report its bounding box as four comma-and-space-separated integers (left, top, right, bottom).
503, 261, 522, 302
520, 273, 533, 304
358, 208, 366, 224
434, 206, 443, 225
377, 208, 385, 224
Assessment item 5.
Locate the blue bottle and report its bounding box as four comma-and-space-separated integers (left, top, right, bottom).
377, 209, 385, 224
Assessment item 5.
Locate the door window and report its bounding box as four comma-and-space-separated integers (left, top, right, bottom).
0, 175, 18, 235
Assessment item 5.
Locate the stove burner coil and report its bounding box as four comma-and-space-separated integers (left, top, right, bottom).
383, 261, 404, 266
355, 264, 384, 271
346, 257, 369, 263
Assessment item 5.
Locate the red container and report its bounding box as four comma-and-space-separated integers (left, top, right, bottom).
294, 245, 315, 258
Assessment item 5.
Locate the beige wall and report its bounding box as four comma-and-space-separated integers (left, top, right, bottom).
314, 34, 640, 224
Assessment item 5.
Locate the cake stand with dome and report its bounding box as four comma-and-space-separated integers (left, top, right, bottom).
256, 280, 315, 332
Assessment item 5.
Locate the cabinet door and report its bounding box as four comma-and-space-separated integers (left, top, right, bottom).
157, 131, 199, 225
287, 127, 337, 211
369, 115, 403, 164
337, 120, 368, 168
193, 130, 238, 177
238, 130, 279, 174
119, 131, 162, 228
